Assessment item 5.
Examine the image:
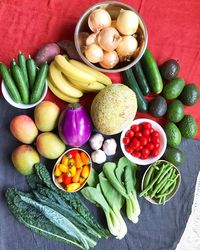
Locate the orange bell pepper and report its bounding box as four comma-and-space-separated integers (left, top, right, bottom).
75, 153, 84, 168
80, 152, 90, 165
72, 168, 82, 183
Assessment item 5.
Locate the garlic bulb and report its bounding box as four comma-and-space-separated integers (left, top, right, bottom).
91, 150, 106, 164
103, 138, 117, 156
89, 133, 104, 150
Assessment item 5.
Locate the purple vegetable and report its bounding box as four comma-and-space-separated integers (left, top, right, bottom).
58, 103, 92, 147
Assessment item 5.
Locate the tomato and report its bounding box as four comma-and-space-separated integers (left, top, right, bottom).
154, 143, 160, 149
141, 148, 150, 157
138, 124, 143, 131
151, 131, 160, 138
135, 145, 143, 151
135, 131, 142, 138
131, 124, 140, 132
148, 136, 152, 142
142, 122, 152, 130
130, 138, 140, 149
125, 146, 133, 154
150, 128, 154, 134
125, 130, 134, 138
141, 154, 148, 159
63, 173, 72, 185
143, 129, 150, 137
151, 136, 160, 144
139, 136, 148, 146
132, 151, 141, 158
146, 142, 154, 151
123, 136, 130, 145
151, 149, 159, 157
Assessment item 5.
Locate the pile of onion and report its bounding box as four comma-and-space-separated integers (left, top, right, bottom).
80, 8, 140, 69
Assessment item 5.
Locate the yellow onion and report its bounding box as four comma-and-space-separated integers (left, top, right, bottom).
98, 27, 121, 52
86, 33, 98, 46
116, 9, 139, 35
84, 43, 103, 63
116, 36, 138, 62
100, 51, 119, 69
110, 20, 117, 29
78, 32, 89, 52
88, 9, 111, 33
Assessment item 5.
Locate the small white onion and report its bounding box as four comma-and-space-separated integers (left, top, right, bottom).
84, 43, 103, 63
116, 36, 138, 62
86, 32, 98, 46
88, 9, 111, 33
116, 9, 139, 35
100, 51, 119, 69
98, 27, 121, 52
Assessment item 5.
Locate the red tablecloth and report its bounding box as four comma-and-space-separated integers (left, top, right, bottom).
0, 0, 200, 138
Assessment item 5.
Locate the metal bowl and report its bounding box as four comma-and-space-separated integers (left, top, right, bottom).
141, 160, 181, 205
74, 1, 148, 73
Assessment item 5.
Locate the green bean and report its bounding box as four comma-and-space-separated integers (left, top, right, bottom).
160, 172, 179, 195
156, 164, 172, 185
163, 195, 167, 205
140, 166, 165, 197
157, 181, 177, 198
143, 166, 155, 188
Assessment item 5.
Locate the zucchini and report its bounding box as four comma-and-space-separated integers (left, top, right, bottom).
123, 69, 148, 113
132, 61, 150, 96
10, 60, 29, 104
30, 63, 48, 104
26, 55, 37, 90
0, 63, 22, 103
141, 48, 163, 94
18, 52, 29, 88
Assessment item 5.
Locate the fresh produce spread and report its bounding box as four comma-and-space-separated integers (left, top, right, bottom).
0, 1, 199, 250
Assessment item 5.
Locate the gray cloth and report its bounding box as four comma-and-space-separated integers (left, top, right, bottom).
0, 97, 199, 250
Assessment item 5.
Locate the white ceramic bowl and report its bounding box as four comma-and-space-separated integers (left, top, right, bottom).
52, 148, 92, 193
1, 80, 48, 109
120, 118, 167, 165
141, 160, 181, 205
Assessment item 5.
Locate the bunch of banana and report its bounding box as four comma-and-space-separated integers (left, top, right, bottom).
48, 55, 112, 103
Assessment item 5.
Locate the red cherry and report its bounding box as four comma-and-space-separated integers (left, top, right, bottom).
143, 129, 151, 137
146, 142, 154, 151
135, 131, 142, 138
139, 136, 148, 146
131, 124, 140, 132
142, 122, 152, 129
123, 137, 130, 145
151, 149, 159, 157
132, 151, 141, 158
125, 130, 134, 138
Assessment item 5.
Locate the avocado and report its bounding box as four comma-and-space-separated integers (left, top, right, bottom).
162, 146, 184, 167
178, 115, 197, 139
180, 83, 200, 106
167, 100, 184, 123
164, 122, 182, 148
160, 59, 180, 80
149, 96, 167, 117
162, 77, 185, 100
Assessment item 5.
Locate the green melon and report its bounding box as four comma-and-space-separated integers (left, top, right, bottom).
91, 84, 137, 135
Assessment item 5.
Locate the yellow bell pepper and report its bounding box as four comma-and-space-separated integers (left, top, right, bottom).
81, 165, 90, 179
66, 183, 80, 192
58, 164, 68, 173
69, 158, 75, 167
54, 165, 62, 177
61, 155, 70, 165
72, 168, 82, 183
69, 165, 76, 177
79, 176, 86, 185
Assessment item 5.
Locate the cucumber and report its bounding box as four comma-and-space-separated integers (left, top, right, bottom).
123, 69, 148, 113
0, 63, 22, 103
132, 62, 150, 96
26, 55, 37, 90
10, 60, 29, 104
141, 48, 163, 94
30, 63, 48, 104
18, 52, 29, 88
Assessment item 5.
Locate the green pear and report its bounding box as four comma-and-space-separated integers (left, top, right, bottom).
12, 145, 40, 175
36, 132, 66, 159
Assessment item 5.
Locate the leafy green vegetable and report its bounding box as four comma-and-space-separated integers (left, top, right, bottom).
87, 168, 99, 187
5, 188, 84, 249
98, 173, 127, 239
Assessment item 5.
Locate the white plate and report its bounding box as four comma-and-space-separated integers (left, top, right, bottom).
1, 80, 48, 109
120, 118, 167, 165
